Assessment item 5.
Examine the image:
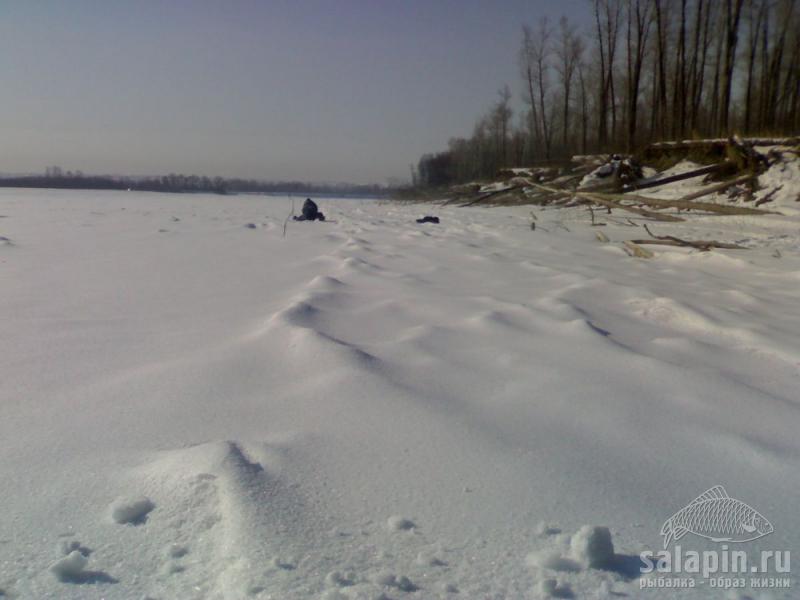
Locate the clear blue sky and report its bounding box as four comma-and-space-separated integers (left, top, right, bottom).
0, 1, 588, 183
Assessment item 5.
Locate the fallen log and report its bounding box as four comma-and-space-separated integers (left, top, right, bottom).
624, 162, 734, 191
646, 137, 800, 150
587, 184, 776, 216
631, 239, 747, 250
581, 192, 685, 221
460, 185, 521, 206
670, 173, 756, 203
528, 182, 685, 222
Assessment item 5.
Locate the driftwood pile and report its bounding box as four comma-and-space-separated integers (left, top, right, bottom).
439, 137, 799, 255
444, 137, 790, 222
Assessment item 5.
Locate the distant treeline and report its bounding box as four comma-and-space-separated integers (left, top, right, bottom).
415, 0, 800, 187
0, 169, 391, 197
226, 178, 390, 197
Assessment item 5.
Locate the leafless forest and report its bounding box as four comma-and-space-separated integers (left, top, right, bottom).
416, 0, 800, 186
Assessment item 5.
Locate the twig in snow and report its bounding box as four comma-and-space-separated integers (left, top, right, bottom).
755, 186, 782, 207
588, 206, 606, 226
632, 224, 747, 251
623, 241, 654, 258
283, 197, 295, 238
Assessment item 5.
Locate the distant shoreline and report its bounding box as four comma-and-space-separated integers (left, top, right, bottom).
0, 174, 393, 198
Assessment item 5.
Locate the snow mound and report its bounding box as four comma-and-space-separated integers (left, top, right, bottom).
49, 550, 119, 585
570, 525, 615, 569
373, 571, 417, 591
539, 577, 574, 598
166, 543, 189, 558
416, 550, 447, 567
59, 541, 91, 559
110, 496, 155, 524
386, 515, 416, 531
49, 551, 88, 581
325, 570, 357, 587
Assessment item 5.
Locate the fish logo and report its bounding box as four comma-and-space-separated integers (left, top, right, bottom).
661, 485, 774, 549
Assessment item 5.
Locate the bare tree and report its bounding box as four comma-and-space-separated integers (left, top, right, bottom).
494, 85, 513, 167
779, 8, 800, 130
594, 0, 622, 147
687, 0, 712, 133
625, 0, 653, 151
521, 18, 554, 159
671, 0, 688, 139
743, 0, 766, 132
652, 0, 671, 139
412, 0, 800, 187
555, 16, 585, 149
719, 0, 745, 133
520, 26, 543, 156
577, 60, 590, 154
765, 0, 794, 130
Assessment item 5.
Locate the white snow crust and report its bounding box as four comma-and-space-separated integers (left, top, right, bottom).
0, 188, 798, 598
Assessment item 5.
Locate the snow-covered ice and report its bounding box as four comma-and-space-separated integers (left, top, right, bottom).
1, 188, 798, 598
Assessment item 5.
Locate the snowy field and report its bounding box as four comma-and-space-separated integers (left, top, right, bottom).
1, 188, 798, 599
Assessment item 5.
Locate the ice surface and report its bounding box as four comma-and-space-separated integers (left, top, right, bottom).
0, 188, 798, 598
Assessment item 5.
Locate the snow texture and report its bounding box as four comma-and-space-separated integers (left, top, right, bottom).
0, 188, 798, 599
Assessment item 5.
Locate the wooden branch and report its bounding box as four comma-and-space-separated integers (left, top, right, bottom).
673, 173, 755, 202
624, 162, 732, 191
587, 180, 776, 215
282, 198, 295, 238
528, 182, 685, 222
647, 137, 800, 150
632, 224, 747, 250
631, 239, 747, 250
460, 185, 520, 207
755, 185, 783, 206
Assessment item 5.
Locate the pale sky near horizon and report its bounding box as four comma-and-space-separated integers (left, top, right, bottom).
0, 1, 588, 184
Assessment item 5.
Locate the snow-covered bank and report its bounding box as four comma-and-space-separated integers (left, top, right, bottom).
1, 189, 798, 599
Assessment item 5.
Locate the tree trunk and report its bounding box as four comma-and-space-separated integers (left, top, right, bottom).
654, 0, 670, 139
719, 0, 744, 134
671, 0, 688, 139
